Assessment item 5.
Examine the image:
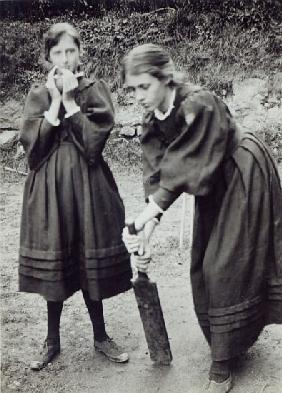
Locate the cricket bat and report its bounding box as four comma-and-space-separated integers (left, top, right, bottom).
128, 222, 172, 365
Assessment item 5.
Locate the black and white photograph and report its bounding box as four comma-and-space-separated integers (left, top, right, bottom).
1, 1, 282, 392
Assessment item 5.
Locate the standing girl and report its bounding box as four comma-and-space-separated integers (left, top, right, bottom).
121, 44, 282, 392
19, 23, 132, 370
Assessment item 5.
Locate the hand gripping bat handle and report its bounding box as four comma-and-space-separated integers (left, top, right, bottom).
127, 222, 148, 280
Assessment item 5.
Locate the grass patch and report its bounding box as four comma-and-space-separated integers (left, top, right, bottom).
0, 9, 281, 101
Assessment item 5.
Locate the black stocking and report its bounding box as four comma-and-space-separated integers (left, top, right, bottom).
82, 290, 108, 342
47, 301, 63, 340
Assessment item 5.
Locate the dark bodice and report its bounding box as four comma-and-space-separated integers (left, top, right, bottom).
140, 84, 242, 209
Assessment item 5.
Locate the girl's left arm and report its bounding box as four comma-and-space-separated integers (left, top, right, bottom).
134, 91, 230, 230
66, 80, 114, 164
153, 92, 230, 208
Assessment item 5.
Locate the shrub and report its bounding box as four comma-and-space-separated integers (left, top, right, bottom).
0, 0, 281, 101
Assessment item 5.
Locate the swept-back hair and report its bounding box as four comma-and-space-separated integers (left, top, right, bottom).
121, 44, 184, 86
44, 22, 81, 61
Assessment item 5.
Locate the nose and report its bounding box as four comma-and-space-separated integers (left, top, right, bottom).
135, 89, 145, 104
61, 51, 68, 65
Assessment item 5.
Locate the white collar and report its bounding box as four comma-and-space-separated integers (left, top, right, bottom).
154, 88, 176, 121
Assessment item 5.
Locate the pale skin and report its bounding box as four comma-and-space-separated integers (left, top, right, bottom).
125, 72, 173, 113
123, 72, 175, 272
46, 33, 80, 123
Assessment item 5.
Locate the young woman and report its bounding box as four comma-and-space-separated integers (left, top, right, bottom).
19, 23, 132, 370
121, 44, 282, 392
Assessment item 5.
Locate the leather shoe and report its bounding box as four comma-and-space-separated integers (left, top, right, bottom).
30, 338, 60, 371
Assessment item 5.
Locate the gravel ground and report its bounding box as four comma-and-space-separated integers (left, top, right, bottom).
1, 166, 282, 393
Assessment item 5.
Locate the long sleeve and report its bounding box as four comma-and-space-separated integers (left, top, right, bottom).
67, 80, 114, 164
146, 90, 231, 210
20, 85, 59, 170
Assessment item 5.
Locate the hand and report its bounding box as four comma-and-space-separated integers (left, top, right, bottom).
61, 69, 78, 103
46, 67, 62, 102
131, 243, 151, 273
123, 225, 151, 273
48, 85, 62, 102
134, 199, 163, 232
143, 219, 158, 243
122, 226, 141, 254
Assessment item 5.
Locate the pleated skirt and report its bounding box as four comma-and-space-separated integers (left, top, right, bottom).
19, 142, 132, 301
191, 132, 282, 360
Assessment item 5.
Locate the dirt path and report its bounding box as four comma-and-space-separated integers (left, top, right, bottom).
1, 169, 282, 393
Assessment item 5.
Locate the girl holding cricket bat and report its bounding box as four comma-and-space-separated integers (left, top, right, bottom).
19, 22, 132, 370
122, 44, 282, 392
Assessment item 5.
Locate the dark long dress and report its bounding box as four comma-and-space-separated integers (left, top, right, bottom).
19, 77, 132, 302
141, 83, 282, 361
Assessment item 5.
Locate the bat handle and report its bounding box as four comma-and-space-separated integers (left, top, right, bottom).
127, 222, 149, 281
137, 271, 149, 280
127, 222, 137, 236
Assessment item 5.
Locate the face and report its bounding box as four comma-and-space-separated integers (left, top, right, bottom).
126, 73, 170, 112
49, 33, 80, 73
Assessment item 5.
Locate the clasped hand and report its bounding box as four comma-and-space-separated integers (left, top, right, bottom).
46, 66, 78, 105
122, 227, 151, 273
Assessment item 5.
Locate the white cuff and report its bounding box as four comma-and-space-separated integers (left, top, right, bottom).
44, 111, 60, 126
65, 106, 80, 119
148, 195, 164, 213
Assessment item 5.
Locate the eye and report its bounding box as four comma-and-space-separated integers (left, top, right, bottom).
125, 86, 135, 94
140, 84, 150, 90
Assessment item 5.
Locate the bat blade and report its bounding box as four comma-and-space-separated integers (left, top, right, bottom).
132, 275, 172, 365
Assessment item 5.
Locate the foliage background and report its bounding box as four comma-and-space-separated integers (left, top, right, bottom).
0, 0, 281, 101
0, 0, 281, 164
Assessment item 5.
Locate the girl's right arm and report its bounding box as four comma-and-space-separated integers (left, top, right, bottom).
65, 80, 115, 165
20, 85, 60, 170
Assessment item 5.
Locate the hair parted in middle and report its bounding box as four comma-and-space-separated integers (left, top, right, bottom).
121, 43, 185, 86
44, 22, 81, 62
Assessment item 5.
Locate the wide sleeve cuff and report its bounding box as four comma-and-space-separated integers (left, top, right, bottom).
44, 111, 60, 126
151, 187, 179, 211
